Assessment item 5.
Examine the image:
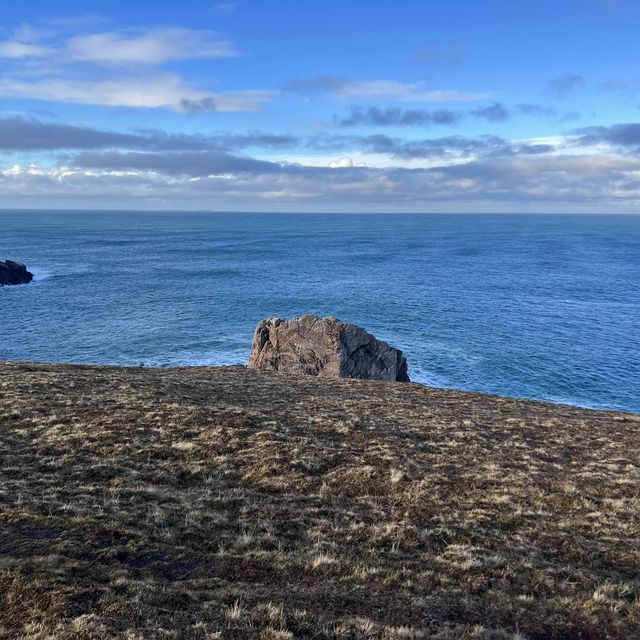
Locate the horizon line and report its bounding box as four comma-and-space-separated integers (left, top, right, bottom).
1, 208, 639, 216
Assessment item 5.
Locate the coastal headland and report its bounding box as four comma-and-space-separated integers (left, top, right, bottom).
0, 361, 638, 638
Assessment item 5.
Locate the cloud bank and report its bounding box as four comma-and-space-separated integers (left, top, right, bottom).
1, 116, 639, 212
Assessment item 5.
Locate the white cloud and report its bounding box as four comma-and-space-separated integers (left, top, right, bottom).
0, 73, 273, 112
0, 23, 271, 111
11, 23, 52, 43
336, 80, 489, 102
0, 40, 53, 58
287, 76, 490, 103
0, 22, 54, 58
66, 27, 238, 65
329, 157, 354, 168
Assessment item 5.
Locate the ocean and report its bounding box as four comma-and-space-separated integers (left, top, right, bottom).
1, 211, 639, 412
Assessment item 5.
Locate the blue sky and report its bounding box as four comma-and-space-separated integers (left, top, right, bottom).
1, 0, 640, 211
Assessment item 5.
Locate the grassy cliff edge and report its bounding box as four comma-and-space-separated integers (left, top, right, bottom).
0, 361, 639, 639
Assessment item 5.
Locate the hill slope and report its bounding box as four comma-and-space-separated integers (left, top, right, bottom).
0, 361, 639, 639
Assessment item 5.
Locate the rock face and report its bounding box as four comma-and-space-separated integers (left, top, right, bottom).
248, 315, 410, 382
0, 260, 34, 286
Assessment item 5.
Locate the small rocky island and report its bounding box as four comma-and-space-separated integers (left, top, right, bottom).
0, 260, 33, 286
248, 314, 410, 381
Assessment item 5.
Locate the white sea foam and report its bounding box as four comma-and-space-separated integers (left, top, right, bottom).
29, 266, 52, 282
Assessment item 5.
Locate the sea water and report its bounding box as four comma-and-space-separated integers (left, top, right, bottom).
1, 211, 639, 412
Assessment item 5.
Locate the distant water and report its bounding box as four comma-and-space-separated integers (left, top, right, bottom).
2, 211, 639, 412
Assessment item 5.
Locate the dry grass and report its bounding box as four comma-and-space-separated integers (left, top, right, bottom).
0, 361, 639, 639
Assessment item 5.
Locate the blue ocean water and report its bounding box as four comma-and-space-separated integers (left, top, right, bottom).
1, 211, 639, 412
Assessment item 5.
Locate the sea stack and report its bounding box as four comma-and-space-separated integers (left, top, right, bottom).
0, 260, 34, 286
248, 314, 410, 382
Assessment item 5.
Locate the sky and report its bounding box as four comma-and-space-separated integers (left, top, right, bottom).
1, 0, 640, 212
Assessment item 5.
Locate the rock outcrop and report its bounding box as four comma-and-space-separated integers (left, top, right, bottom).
0, 260, 33, 286
248, 315, 410, 382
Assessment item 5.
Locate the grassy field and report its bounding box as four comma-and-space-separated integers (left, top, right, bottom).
0, 361, 639, 639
